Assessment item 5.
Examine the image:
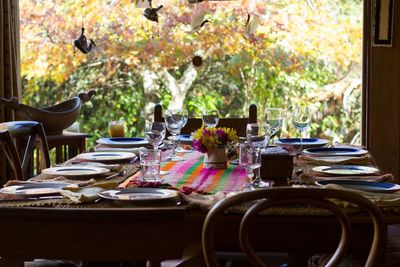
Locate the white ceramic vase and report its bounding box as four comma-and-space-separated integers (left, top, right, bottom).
204, 147, 228, 169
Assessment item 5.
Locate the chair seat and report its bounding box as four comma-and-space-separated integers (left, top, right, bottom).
0, 120, 50, 181
24, 259, 82, 267
0, 121, 41, 136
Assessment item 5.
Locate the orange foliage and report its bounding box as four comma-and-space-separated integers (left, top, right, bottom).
20, 0, 361, 83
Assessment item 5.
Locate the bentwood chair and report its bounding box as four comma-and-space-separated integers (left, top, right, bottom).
154, 104, 257, 137
202, 188, 387, 267
0, 121, 50, 181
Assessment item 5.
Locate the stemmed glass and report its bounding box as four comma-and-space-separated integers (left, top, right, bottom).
176, 108, 189, 153
202, 109, 219, 128
239, 143, 261, 192
144, 122, 166, 151
292, 106, 311, 151
265, 108, 284, 139
246, 123, 271, 188
164, 109, 185, 161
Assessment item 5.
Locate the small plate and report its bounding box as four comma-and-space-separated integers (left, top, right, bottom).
96, 137, 149, 148
41, 166, 110, 178
0, 182, 76, 197
99, 188, 179, 202
177, 134, 193, 145
316, 180, 400, 193
76, 152, 136, 163
303, 147, 368, 157
275, 138, 329, 148
312, 165, 380, 176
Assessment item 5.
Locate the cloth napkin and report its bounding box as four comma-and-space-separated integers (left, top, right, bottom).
181, 191, 226, 210
299, 172, 395, 183
323, 183, 400, 208
94, 145, 146, 155
297, 154, 371, 165
60, 181, 118, 203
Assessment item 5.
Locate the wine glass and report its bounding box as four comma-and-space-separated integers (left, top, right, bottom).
292, 106, 311, 151
145, 122, 166, 151
176, 108, 189, 153
265, 108, 284, 139
164, 109, 185, 161
239, 143, 261, 192
246, 123, 271, 188
202, 109, 219, 128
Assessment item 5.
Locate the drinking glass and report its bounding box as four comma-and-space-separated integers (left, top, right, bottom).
292, 106, 311, 151
202, 109, 219, 128
109, 121, 125, 137
176, 108, 189, 152
139, 149, 161, 182
265, 108, 284, 138
145, 121, 166, 151
239, 143, 261, 191
164, 109, 185, 161
246, 123, 271, 187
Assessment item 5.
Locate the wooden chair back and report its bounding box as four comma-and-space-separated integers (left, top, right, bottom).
0, 121, 50, 181
202, 188, 386, 267
154, 104, 257, 137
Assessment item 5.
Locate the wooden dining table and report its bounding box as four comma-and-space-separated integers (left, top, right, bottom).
0, 148, 399, 266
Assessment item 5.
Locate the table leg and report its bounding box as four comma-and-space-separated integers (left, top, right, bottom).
0, 257, 25, 267
146, 260, 161, 267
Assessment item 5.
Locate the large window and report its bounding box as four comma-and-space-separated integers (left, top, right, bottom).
20, 0, 363, 145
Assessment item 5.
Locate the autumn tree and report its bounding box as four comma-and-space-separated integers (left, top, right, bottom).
20, 0, 362, 143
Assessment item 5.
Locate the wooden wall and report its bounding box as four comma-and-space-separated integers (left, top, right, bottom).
368, 0, 400, 179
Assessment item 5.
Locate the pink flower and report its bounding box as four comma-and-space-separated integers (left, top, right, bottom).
193, 139, 208, 153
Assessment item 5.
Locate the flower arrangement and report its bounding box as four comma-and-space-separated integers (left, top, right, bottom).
192, 126, 239, 153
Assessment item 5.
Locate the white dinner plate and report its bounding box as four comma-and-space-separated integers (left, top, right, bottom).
0, 182, 76, 197
275, 138, 329, 148
99, 188, 179, 202
312, 165, 380, 176
307, 156, 364, 164
303, 147, 368, 157
41, 166, 110, 178
316, 180, 400, 193
96, 137, 149, 148
76, 152, 136, 163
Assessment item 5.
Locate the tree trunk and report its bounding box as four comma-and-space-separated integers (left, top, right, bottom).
141, 69, 161, 121
162, 65, 197, 110
141, 65, 197, 120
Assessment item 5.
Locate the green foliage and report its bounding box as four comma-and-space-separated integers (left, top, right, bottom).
20, 0, 363, 145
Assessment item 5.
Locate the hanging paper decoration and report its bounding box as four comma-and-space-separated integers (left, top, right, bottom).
74, 27, 96, 54
73, 5, 96, 54
186, 9, 210, 34
143, 2, 163, 22
244, 13, 260, 39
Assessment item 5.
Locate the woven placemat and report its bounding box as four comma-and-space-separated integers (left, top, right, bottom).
0, 164, 140, 208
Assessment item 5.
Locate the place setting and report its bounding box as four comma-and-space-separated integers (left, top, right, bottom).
0, 181, 78, 199
98, 146, 181, 204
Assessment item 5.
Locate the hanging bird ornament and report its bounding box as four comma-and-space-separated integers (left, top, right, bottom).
143, 0, 163, 22
185, 9, 210, 34
244, 12, 260, 39
74, 27, 96, 54
73, 5, 96, 54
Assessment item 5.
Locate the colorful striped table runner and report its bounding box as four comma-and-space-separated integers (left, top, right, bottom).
125, 151, 247, 194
